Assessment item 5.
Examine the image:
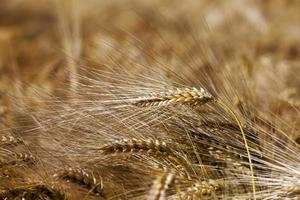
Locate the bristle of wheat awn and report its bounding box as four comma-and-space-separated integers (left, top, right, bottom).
201, 120, 248, 131
54, 167, 104, 196
148, 173, 175, 200
100, 138, 172, 155
134, 88, 213, 107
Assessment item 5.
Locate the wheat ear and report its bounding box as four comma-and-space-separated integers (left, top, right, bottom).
14, 152, 36, 164
134, 87, 213, 107
0, 134, 23, 146
100, 138, 172, 155
100, 138, 191, 179
148, 172, 175, 200
54, 167, 104, 196
181, 180, 221, 199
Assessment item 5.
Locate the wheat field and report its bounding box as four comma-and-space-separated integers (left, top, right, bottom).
1, 0, 300, 199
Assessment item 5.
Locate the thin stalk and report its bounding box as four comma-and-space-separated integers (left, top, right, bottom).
216, 99, 256, 200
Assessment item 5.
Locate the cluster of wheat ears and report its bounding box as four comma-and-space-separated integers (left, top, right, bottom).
1, 0, 300, 199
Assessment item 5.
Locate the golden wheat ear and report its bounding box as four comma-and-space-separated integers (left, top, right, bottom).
98, 138, 190, 176
54, 167, 104, 196
99, 138, 171, 155
148, 172, 175, 200
180, 179, 222, 199
12, 151, 36, 164
133, 87, 213, 107
0, 134, 23, 146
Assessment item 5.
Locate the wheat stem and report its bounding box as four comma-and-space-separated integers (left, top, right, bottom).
216, 99, 256, 200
